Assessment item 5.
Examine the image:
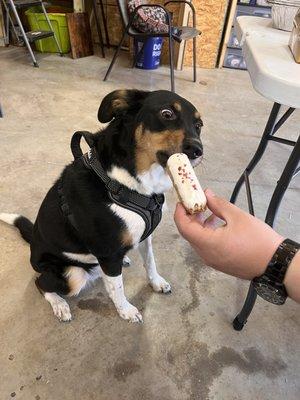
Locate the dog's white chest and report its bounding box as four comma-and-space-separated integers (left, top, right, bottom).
110, 203, 145, 248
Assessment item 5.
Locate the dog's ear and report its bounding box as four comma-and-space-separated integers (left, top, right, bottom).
98, 89, 150, 123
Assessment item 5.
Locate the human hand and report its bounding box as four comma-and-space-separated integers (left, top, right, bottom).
174, 189, 284, 280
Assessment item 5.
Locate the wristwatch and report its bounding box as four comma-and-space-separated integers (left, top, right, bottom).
252, 239, 300, 305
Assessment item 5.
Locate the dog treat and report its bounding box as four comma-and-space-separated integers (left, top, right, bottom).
167, 153, 206, 214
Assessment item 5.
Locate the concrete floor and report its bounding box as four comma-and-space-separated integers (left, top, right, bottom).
0, 46, 299, 400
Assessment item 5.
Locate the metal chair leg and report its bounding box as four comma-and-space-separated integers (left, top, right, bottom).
230, 102, 281, 204
103, 31, 127, 81
132, 39, 146, 68
2, 0, 19, 45
233, 283, 257, 331
92, 0, 105, 58
193, 37, 196, 82
99, 0, 110, 48
265, 135, 300, 227
40, 2, 63, 56
5, 4, 10, 45
168, 36, 175, 92
8, 0, 39, 66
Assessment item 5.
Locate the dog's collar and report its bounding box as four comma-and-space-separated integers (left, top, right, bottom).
65, 131, 165, 242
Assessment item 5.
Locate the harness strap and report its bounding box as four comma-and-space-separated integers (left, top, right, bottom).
57, 178, 79, 231
71, 131, 95, 160
63, 131, 165, 242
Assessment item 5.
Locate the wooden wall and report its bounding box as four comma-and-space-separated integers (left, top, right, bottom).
91, 0, 129, 47
183, 0, 228, 68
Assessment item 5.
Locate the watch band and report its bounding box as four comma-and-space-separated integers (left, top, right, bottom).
252, 238, 300, 305
264, 238, 300, 285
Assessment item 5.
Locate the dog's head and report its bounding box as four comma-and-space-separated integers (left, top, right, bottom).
98, 89, 203, 174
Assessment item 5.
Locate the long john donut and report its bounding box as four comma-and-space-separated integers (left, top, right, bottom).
167, 153, 207, 214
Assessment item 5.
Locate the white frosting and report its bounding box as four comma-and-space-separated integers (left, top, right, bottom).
167, 153, 206, 214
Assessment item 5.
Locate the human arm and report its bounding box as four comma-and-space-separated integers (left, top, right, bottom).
174, 189, 300, 303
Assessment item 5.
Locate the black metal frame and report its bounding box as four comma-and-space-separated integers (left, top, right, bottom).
103, 0, 197, 92
230, 102, 300, 331
165, 0, 197, 83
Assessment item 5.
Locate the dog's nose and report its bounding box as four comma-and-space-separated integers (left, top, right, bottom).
183, 142, 203, 159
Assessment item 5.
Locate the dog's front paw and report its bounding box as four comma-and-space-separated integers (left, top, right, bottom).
52, 299, 72, 322
118, 302, 143, 323
149, 275, 172, 294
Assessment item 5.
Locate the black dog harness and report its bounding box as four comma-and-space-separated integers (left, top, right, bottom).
59, 131, 165, 242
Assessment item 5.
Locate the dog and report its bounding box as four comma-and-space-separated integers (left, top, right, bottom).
0, 89, 203, 323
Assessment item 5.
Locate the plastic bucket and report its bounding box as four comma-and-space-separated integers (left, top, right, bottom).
134, 37, 163, 69
25, 6, 71, 53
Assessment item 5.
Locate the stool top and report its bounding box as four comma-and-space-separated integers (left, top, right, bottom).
236, 16, 300, 108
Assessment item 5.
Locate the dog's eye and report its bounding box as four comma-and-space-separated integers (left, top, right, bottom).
161, 109, 175, 120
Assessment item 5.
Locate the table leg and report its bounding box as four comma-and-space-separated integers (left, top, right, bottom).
233, 283, 257, 331
230, 103, 281, 204
265, 135, 300, 227
231, 103, 298, 332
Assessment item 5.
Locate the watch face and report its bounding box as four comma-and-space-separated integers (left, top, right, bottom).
254, 281, 286, 305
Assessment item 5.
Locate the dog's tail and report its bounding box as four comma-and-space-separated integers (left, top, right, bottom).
0, 213, 33, 244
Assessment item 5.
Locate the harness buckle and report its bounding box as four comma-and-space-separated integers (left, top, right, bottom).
106, 180, 122, 196
154, 194, 165, 207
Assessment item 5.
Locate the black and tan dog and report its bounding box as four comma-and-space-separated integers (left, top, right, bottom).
0, 89, 203, 323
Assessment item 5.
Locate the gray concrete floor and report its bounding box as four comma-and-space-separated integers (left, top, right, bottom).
0, 47, 299, 400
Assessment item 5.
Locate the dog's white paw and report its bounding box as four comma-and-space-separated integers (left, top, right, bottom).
52, 299, 72, 322
118, 302, 143, 323
45, 293, 72, 322
122, 255, 131, 267
150, 275, 172, 294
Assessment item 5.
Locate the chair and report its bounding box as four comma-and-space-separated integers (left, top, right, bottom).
103, 0, 200, 92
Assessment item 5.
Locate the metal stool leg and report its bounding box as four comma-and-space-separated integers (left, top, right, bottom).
168, 36, 175, 92
265, 135, 300, 227
40, 2, 63, 56
230, 102, 281, 204
7, 0, 39, 66
92, 0, 105, 58
103, 30, 127, 81
192, 37, 196, 82
233, 283, 257, 331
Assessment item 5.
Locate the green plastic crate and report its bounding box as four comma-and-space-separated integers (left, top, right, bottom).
25, 6, 71, 53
